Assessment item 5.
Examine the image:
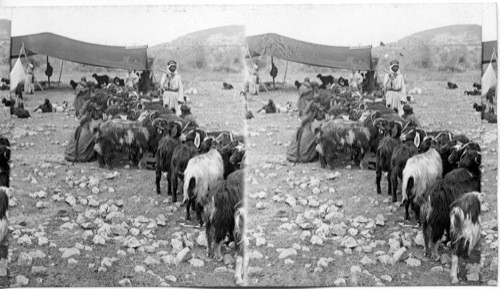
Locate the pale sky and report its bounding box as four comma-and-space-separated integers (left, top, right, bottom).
0, 2, 497, 47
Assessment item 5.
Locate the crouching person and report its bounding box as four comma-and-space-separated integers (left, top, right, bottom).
64, 115, 100, 163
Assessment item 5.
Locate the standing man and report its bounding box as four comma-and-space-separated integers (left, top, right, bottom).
124, 69, 139, 91
45, 61, 53, 88
160, 60, 184, 116
24, 61, 34, 94
383, 60, 406, 116
349, 68, 364, 93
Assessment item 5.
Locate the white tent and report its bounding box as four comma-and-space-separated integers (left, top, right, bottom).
9, 57, 26, 92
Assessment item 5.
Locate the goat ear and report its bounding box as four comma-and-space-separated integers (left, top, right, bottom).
391, 126, 398, 138
194, 133, 201, 148
475, 154, 481, 164
414, 133, 421, 148
170, 126, 178, 138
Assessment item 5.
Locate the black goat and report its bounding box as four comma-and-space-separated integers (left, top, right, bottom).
338, 77, 349, 87
257, 99, 277, 114
114, 77, 125, 86
92, 73, 110, 88
155, 121, 183, 197
223, 82, 234, 90
202, 169, 247, 285
472, 82, 481, 90
294, 80, 302, 90
376, 136, 401, 199
472, 102, 484, 112
34, 98, 53, 113
464, 89, 481, 96
10, 103, 30, 118
317, 74, 334, 88
1, 98, 15, 107
70, 80, 78, 90
0, 136, 10, 188
449, 192, 482, 284
416, 150, 481, 263
447, 81, 458, 89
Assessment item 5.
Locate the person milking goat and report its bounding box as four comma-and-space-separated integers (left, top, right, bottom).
160, 60, 184, 116
383, 60, 407, 116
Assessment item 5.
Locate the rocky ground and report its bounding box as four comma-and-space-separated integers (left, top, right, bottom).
244, 77, 498, 286
3, 71, 247, 287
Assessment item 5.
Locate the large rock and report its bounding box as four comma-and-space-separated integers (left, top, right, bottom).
125, 237, 141, 248
196, 232, 208, 247
16, 275, 29, 286
31, 266, 48, 275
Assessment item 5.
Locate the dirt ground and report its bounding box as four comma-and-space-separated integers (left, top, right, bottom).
244, 74, 498, 286
3, 71, 246, 287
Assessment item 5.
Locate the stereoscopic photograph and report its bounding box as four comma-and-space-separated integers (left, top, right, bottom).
0, 2, 498, 288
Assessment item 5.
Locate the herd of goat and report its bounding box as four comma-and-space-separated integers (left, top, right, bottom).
295, 81, 485, 283
0, 79, 249, 284
0, 69, 494, 284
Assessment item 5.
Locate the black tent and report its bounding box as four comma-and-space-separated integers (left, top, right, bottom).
11, 32, 149, 70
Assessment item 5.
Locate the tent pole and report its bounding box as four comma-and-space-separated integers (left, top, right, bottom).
46, 55, 50, 88
57, 60, 64, 87
282, 61, 288, 90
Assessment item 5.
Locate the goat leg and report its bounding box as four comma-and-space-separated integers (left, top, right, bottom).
155, 168, 162, 195
391, 172, 398, 203
376, 168, 382, 195
170, 170, 177, 202
450, 254, 459, 284
235, 255, 244, 286
206, 220, 214, 258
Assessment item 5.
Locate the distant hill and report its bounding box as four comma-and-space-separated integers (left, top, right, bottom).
149, 25, 245, 73
373, 24, 482, 73
0, 19, 10, 40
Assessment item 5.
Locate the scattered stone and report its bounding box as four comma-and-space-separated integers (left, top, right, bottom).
145, 256, 160, 266
278, 248, 297, 259
62, 248, 80, 258
31, 266, 48, 275
65, 195, 76, 206
431, 266, 444, 272
334, 278, 346, 286
134, 265, 146, 273
285, 196, 296, 207
29, 250, 46, 259
284, 258, 295, 265
360, 256, 376, 265
196, 232, 207, 247
175, 247, 191, 264
223, 254, 235, 265
252, 236, 266, 247
487, 280, 497, 286
414, 232, 425, 247
380, 275, 392, 282
214, 266, 228, 273
68, 258, 78, 264
405, 258, 421, 267
189, 258, 204, 267
466, 272, 480, 282
93, 235, 106, 245
330, 224, 346, 236
348, 228, 358, 236
440, 253, 451, 265
248, 250, 264, 259
119, 278, 131, 286
392, 247, 407, 264
341, 237, 358, 248
16, 275, 29, 286
125, 237, 141, 248
377, 255, 393, 265
17, 252, 33, 266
